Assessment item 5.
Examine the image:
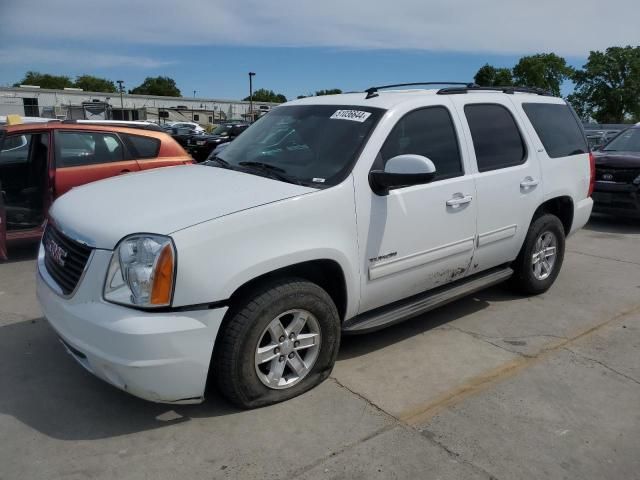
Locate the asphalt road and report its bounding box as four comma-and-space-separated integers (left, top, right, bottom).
1, 214, 639, 479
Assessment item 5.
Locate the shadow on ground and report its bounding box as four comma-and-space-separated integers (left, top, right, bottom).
4, 241, 39, 263
0, 316, 239, 441
339, 285, 517, 360
584, 214, 640, 235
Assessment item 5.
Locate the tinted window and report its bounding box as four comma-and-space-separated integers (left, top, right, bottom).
379, 107, 462, 180
0, 134, 31, 166
56, 132, 125, 167
602, 128, 640, 153
522, 103, 588, 158
465, 104, 526, 172
125, 134, 160, 159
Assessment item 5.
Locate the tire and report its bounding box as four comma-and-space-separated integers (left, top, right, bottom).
213, 277, 341, 409
510, 213, 566, 295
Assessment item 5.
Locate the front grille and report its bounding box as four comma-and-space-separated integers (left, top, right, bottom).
596, 167, 640, 184
43, 224, 92, 295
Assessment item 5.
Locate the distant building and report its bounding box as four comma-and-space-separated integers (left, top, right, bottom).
0, 86, 278, 125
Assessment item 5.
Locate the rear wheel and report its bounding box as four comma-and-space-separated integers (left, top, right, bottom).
511, 214, 566, 295
213, 278, 340, 408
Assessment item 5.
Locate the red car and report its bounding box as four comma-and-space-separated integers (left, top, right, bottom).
0, 121, 193, 259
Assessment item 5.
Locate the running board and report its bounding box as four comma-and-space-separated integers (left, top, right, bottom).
343, 266, 513, 334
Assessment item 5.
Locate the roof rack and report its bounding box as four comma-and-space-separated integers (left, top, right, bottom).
437, 85, 553, 96
364, 82, 474, 99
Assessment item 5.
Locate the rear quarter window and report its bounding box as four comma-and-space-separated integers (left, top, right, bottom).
124, 134, 160, 159
522, 103, 588, 158
464, 104, 526, 172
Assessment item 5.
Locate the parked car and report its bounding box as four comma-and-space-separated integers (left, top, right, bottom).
592, 126, 640, 217
186, 123, 249, 162
0, 120, 192, 259
168, 126, 201, 148
168, 122, 205, 135
585, 129, 621, 151
35, 84, 593, 408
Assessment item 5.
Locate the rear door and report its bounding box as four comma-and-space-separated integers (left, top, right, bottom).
0, 130, 6, 260
53, 130, 141, 197
450, 96, 543, 272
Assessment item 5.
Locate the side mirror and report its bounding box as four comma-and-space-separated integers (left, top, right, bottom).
369, 154, 437, 195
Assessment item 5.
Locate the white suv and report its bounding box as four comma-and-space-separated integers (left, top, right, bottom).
36, 83, 594, 408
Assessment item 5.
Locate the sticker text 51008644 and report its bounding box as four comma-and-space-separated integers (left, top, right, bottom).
330, 110, 372, 123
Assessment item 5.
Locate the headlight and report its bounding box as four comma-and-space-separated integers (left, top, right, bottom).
633, 174, 640, 185
104, 234, 176, 308
196, 140, 207, 146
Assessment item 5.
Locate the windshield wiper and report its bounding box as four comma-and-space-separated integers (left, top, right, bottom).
238, 161, 303, 185
205, 156, 232, 168
239, 161, 286, 173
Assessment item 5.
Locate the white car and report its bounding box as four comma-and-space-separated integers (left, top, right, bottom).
36, 83, 594, 408
167, 121, 205, 134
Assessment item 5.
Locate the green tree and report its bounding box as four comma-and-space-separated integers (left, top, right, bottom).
130, 76, 181, 96
474, 64, 513, 86
568, 46, 640, 123
315, 88, 342, 96
13, 71, 73, 89
74, 75, 117, 93
243, 88, 286, 103
512, 53, 573, 96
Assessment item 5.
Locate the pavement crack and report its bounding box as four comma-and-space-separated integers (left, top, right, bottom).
419, 427, 500, 480
289, 423, 395, 478
442, 325, 566, 359
563, 347, 640, 386
329, 376, 400, 422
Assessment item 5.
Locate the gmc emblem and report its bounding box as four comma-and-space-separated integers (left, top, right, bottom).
46, 237, 68, 267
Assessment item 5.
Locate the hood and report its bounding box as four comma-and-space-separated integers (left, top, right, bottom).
50, 165, 317, 249
594, 151, 640, 168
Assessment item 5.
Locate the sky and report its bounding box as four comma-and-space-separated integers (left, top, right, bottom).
0, 0, 638, 100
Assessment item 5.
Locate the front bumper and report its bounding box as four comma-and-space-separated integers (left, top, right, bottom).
592, 182, 640, 218
36, 246, 228, 404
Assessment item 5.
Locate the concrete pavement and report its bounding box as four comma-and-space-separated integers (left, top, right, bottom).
1, 215, 639, 479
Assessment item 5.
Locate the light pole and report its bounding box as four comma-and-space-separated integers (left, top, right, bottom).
192, 90, 196, 121
248, 72, 255, 122
116, 80, 125, 120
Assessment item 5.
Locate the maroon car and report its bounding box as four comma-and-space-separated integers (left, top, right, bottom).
592, 126, 640, 218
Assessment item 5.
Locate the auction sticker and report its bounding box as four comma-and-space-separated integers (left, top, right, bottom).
330, 110, 372, 122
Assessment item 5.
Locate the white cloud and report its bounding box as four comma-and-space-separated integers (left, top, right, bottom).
0, 0, 638, 56
0, 47, 173, 69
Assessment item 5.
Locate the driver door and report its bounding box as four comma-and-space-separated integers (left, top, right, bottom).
355, 105, 478, 313
0, 180, 6, 260
0, 131, 7, 260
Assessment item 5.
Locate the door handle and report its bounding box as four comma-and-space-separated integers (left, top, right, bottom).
520, 177, 539, 188
446, 195, 473, 207
118, 169, 131, 175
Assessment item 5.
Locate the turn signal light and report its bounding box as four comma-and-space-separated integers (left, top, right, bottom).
150, 244, 175, 305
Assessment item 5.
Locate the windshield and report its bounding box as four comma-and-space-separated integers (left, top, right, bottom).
211, 124, 232, 136
603, 128, 640, 152
214, 105, 384, 186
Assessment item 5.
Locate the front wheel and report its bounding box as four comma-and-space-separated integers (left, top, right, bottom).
510, 214, 566, 295
213, 278, 340, 408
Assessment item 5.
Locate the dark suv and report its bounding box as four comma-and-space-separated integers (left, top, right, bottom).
592, 126, 640, 217
186, 123, 249, 162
